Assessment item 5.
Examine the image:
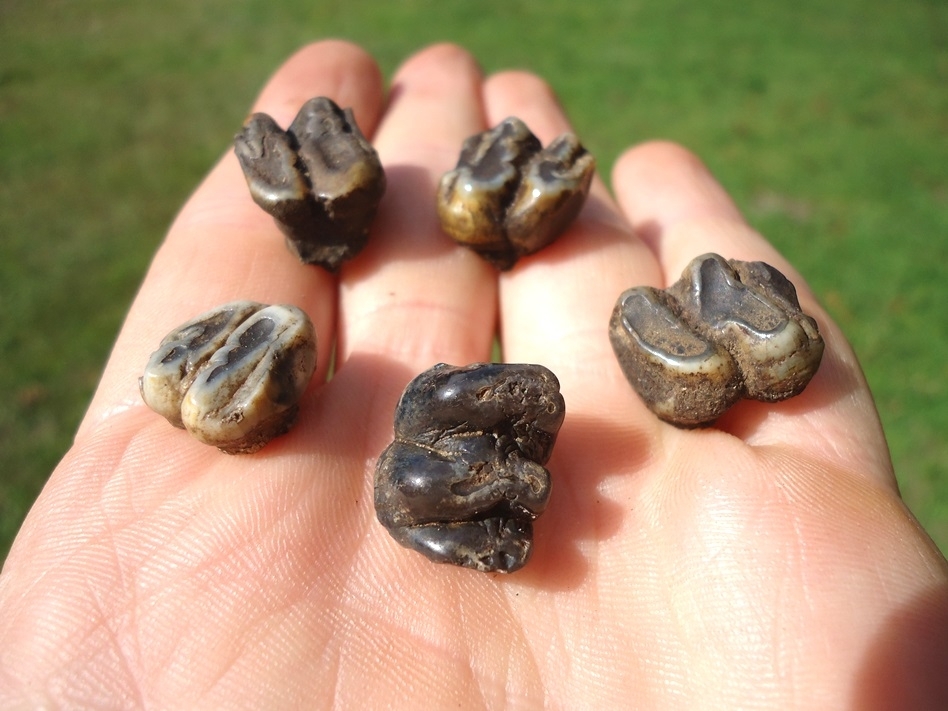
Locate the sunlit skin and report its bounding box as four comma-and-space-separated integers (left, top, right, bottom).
1, 41, 946, 709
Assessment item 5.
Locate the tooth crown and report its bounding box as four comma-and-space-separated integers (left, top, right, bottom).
610, 253, 824, 426
234, 96, 386, 272
436, 117, 595, 270
140, 301, 317, 454
374, 362, 565, 573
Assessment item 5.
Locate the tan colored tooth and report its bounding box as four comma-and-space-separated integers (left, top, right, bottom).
141, 301, 316, 454
139, 301, 265, 428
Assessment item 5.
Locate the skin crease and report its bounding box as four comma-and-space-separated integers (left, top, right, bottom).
1, 40, 947, 710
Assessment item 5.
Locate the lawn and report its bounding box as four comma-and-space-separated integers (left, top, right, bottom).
1, 0, 946, 561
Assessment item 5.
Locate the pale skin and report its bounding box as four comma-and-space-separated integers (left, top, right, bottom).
1, 40, 946, 710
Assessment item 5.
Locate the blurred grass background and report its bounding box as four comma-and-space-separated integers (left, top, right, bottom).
1, 0, 946, 562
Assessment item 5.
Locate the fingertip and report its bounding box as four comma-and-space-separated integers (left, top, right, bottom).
377, 42, 485, 160
482, 70, 571, 141
91, 41, 393, 433
336, 40, 496, 374
391, 42, 483, 87
612, 140, 745, 239
614, 139, 702, 169
611, 140, 811, 291
252, 39, 385, 134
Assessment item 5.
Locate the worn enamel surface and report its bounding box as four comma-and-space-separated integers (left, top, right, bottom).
436, 117, 594, 270
234, 97, 385, 271
610, 253, 824, 426
140, 301, 316, 453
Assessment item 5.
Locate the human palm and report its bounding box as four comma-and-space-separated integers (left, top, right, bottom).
2, 41, 947, 710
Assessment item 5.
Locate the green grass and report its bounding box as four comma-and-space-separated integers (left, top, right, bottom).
2, 0, 946, 560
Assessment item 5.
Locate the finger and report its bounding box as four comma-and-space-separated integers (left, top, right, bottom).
80, 41, 385, 438
326, 46, 500, 583
484, 71, 660, 426
613, 141, 791, 285
337, 44, 497, 374
612, 142, 893, 484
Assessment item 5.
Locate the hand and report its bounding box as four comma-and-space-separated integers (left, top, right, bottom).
2, 41, 946, 710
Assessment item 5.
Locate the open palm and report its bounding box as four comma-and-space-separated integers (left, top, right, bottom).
2, 42, 946, 710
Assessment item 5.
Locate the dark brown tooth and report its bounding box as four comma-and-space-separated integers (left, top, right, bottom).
374, 362, 565, 573
234, 96, 385, 272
